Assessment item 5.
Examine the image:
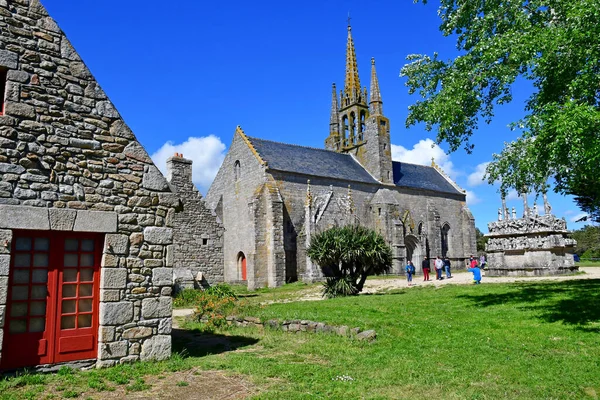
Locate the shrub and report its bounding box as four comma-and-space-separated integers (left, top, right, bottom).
192, 291, 238, 332
308, 225, 392, 298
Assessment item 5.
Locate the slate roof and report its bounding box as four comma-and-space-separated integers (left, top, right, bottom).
246, 136, 464, 195
392, 161, 463, 195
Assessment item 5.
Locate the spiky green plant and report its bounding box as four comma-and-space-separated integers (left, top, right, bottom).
307, 225, 392, 297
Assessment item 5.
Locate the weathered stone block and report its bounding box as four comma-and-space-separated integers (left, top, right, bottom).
141, 297, 172, 319
100, 268, 127, 289
0, 277, 8, 304
101, 253, 119, 268
0, 49, 18, 69
0, 255, 9, 276
152, 268, 172, 286
73, 210, 117, 232
4, 102, 35, 119
143, 165, 170, 191
105, 234, 129, 255
99, 340, 128, 359
100, 302, 133, 325
98, 326, 115, 342
0, 205, 49, 230
122, 326, 152, 339
48, 209, 76, 231
96, 101, 119, 118
356, 329, 377, 341
143, 227, 172, 245
140, 335, 171, 361
123, 141, 151, 163
100, 289, 121, 302
158, 318, 172, 335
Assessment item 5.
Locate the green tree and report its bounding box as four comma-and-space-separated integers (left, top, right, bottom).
401, 0, 600, 222
570, 225, 600, 257
307, 225, 392, 298
476, 227, 488, 253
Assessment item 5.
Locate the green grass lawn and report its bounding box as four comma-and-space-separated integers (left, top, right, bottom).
577, 260, 600, 267
3, 280, 600, 399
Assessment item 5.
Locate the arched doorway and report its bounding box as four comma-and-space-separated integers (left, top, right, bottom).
441, 223, 450, 258
404, 234, 423, 272
237, 252, 247, 281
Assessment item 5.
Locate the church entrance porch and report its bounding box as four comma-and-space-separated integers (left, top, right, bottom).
404, 234, 424, 273
1, 231, 102, 370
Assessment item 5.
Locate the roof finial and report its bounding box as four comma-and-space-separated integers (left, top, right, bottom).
347, 12, 351, 29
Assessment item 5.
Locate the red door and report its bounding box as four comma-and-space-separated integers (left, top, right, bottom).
241, 256, 247, 281
1, 232, 102, 370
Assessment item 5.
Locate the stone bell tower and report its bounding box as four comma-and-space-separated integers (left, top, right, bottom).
325, 22, 393, 184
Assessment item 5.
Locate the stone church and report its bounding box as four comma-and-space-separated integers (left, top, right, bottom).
206, 24, 477, 289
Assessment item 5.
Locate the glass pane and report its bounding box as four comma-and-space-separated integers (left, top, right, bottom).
80, 268, 94, 282
80, 254, 94, 267
61, 315, 75, 330
14, 254, 30, 268
10, 302, 28, 317
79, 284, 93, 297
11, 286, 29, 301
9, 319, 27, 334
62, 299, 76, 314
15, 237, 32, 251
30, 301, 46, 316
63, 284, 76, 298
64, 254, 78, 267
32, 269, 49, 283
79, 298, 92, 312
81, 239, 94, 252
34, 238, 49, 251
31, 285, 47, 299
63, 269, 78, 283
64, 239, 78, 251
33, 253, 48, 267
78, 314, 92, 328
29, 318, 45, 333
13, 269, 29, 284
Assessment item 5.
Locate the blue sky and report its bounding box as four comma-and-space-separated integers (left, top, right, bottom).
41, 0, 589, 232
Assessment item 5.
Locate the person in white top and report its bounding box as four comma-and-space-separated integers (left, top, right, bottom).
434, 256, 444, 280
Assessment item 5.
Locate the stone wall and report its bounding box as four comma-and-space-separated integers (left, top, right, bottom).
166, 155, 224, 289
0, 0, 176, 368
205, 128, 268, 288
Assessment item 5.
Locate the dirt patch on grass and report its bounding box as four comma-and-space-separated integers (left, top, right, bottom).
80, 368, 257, 400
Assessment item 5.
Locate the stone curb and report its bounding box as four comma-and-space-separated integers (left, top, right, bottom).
199, 315, 377, 342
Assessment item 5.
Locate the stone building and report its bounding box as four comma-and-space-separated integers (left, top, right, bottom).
166, 154, 224, 290
206, 24, 477, 289
0, 0, 179, 370
485, 193, 577, 276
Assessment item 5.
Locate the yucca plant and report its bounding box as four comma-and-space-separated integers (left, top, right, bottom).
307, 225, 392, 297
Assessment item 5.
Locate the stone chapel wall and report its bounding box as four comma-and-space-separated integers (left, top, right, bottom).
166, 155, 224, 289
0, 0, 176, 368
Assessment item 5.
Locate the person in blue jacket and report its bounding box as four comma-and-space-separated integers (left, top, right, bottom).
405, 260, 416, 287
467, 262, 482, 284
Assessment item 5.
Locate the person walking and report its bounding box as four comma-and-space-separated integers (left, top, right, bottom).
434, 256, 444, 280
479, 254, 487, 270
422, 256, 431, 281
405, 260, 415, 287
444, 256, 452, 278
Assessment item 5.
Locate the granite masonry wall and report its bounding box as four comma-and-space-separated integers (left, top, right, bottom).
0, 0, 176, 368
166, 155, 224, 289
205, 128, 268, 289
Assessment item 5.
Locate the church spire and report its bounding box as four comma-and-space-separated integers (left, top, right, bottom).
330, 83, 339, 126
369, 58, 383, 115
343, 21, 362, 105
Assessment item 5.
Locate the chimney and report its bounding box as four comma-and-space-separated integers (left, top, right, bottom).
166, 153, 193, 192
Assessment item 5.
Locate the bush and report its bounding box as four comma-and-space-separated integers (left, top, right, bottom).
192, 291, 238, 332
308, 225, 392, 298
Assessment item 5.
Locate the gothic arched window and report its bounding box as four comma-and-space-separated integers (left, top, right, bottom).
441, 223, 450, 258
234, 160, 241, 181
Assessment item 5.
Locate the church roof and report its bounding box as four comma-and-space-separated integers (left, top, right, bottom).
392, 161, 463, 195
246, 136, 464, 196
247, 136, 379, 184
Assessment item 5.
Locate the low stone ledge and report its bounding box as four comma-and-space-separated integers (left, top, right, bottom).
208, 316, 376, 342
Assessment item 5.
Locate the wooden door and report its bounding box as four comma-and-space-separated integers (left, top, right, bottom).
241, 256, 247, 281
1, 232, 102, 370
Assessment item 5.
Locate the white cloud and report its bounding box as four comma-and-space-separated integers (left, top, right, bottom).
151, 135, 227, 194
467, 162, 490, 187
465, 190, 481, 205
569, 213, 588, 223
391, 138, 457, 179
506, 190, 520, 201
